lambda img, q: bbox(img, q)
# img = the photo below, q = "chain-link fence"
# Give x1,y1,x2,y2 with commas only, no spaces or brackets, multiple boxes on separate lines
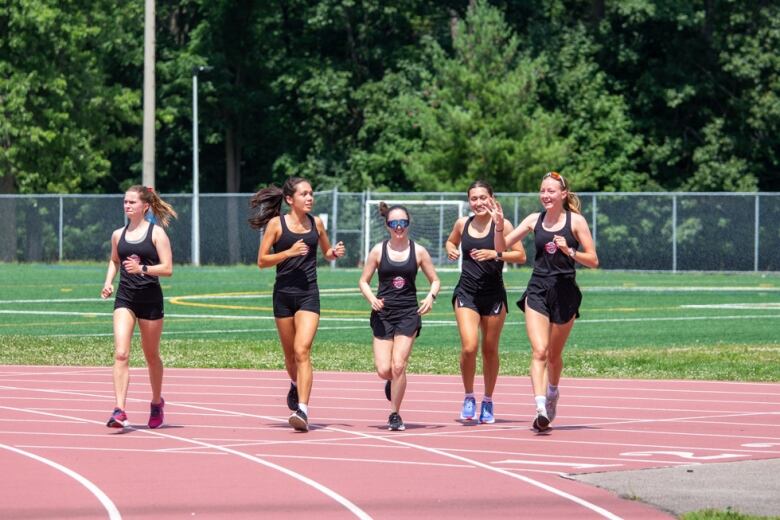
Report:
1,190,778,271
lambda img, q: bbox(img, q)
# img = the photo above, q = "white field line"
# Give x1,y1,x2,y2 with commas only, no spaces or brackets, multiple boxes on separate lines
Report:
0,442,121,519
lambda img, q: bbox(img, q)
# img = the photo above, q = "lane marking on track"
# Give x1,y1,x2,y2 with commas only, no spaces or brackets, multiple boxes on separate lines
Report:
0,442,121,520
495,459,622,469
620,451,743,461
0,397,372,520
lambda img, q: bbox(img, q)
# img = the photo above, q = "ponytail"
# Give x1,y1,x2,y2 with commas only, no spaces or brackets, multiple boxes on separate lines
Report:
248,176,310,231
128,185,177,228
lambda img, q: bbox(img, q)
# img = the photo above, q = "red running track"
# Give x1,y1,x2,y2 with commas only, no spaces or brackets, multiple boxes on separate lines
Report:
1,365,779,519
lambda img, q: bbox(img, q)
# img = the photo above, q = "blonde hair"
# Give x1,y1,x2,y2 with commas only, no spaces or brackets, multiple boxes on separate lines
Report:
127,185,177,228
542,171,581,214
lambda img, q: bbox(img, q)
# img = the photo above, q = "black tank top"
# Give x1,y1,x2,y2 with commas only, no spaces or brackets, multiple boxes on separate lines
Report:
532,211,579,277
458,217,504,293
377,240,418,310
273,213,319,293
117,223,160,290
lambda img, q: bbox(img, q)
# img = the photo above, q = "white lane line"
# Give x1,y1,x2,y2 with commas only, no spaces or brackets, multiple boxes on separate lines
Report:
0,442,121,520
0,399,371,520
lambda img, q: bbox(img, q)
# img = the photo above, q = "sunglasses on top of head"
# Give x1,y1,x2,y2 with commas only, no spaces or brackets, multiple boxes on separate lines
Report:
543,171,566,189
386,219,410,230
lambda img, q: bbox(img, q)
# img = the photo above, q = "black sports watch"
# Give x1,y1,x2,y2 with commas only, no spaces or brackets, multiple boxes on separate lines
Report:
142,264,148,273
495,251,503,261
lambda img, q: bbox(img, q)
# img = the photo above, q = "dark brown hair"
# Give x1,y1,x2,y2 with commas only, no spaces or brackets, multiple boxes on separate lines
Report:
467,180,494,197
248,176,309,230
378,202,410,222
127,185,177,228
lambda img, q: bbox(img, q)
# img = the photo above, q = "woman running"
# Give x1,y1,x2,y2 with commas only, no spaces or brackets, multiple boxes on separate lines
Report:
445,180,526,423
492,171,598,431
250,177,345,432
359,203,440,431
101,185,176,429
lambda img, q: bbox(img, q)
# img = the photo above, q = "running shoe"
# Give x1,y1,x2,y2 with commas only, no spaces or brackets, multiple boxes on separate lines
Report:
460,396,477,420
479,400,495,424
106,407,128,428
388,412,405,431
289,408,309,432
384,380,391,401
532,408,551,432
546,390,559,423
287,383,299,411
148,398,165,429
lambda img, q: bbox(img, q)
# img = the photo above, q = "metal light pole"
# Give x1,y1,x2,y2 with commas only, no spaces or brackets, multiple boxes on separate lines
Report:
191,65,212,266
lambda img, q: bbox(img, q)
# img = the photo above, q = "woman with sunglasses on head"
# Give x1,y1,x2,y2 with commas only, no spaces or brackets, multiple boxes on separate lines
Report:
490,171,598,432
101,185,176,429
250,177,345,432
445,181,526,424
359,203,440,431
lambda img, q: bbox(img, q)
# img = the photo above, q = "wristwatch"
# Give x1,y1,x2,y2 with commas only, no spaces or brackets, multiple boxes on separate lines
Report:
142,264,148,273
496,251,503,261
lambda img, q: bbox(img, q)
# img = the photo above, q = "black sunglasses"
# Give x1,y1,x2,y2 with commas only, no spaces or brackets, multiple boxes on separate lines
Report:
386,219,410,229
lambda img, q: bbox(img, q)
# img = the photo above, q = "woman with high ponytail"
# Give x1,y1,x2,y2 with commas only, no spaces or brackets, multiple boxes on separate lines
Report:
101,185,176,430
250,177,345,432
490,171,599,432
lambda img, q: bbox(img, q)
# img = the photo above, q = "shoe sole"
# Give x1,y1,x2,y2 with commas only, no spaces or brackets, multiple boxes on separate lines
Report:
388,424,406,431
460,413,476,420
479,417,495,424
289,415,309,432
148,420,164,429
107,419,128,429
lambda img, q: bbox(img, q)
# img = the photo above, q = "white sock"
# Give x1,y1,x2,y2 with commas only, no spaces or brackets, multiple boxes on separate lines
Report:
298,403,309,415
482,395,493,403
465,392,475,400
535,395,547,413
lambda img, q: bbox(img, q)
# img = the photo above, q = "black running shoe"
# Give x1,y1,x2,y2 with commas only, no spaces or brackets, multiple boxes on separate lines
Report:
288,408,308,432
384,380,391,401
287,383,299,411
532,410,551,432
388,412,405,431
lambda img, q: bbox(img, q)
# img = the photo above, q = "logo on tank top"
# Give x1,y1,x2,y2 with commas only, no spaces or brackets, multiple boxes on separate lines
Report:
544,241,558,254
392,276,406,289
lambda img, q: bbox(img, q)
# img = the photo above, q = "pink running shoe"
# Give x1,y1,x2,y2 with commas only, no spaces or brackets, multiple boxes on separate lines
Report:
148,398,165,429
106,408,128,428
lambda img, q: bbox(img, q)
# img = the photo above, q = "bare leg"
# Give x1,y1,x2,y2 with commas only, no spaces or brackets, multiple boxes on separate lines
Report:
138,318,164,404
291,311,319,406
389,335,415,413
455,306,481,394
480,307,506,397
275,317,297,383
112,308,136,410
524,306,551,398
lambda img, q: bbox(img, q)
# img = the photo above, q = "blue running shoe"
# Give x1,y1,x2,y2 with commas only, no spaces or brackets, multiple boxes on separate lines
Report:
460,396,476,420
479,400,495,424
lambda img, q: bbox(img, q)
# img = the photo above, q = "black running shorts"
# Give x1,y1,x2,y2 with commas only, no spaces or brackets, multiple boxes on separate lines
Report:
518,274,581,324
452,286,508,317
114,285,164,320
273,289,321,318
370,307,421,339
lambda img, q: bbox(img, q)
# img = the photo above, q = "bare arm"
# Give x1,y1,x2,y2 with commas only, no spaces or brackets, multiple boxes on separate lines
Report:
101,230,121,299
445,217,465,261
569,213,599,269
416,245,441,316
358,244,384,311
315,216,345,261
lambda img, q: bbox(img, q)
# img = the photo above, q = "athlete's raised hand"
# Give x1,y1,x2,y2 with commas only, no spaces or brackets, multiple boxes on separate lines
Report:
485,198,504,225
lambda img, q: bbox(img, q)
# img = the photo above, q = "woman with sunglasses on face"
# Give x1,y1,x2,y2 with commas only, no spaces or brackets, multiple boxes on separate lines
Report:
445,180,526,424
250,177,345,432
359,203,440,431
101,185,176,429
490,172,599,432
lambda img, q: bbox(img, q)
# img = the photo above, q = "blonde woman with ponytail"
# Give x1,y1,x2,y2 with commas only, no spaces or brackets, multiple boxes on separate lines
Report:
101,185,177,430
489,172,598,432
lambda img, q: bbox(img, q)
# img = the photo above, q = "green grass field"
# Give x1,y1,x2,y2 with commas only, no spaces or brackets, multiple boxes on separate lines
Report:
1,263,778,381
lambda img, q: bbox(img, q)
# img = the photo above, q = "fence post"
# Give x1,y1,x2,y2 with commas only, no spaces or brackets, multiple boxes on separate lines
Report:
362,189,369,263
592,194,597,247
754,194,760,272
59,196,64,262
672,194,677,272
330,186,338,269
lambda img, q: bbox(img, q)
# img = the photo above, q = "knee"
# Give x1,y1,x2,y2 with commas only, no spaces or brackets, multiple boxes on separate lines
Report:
114,350,130,363
376,367,392,380
460,343,478,358
391,361,407,379
482,344,499,361
531,348,548,362
293,347,311,365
